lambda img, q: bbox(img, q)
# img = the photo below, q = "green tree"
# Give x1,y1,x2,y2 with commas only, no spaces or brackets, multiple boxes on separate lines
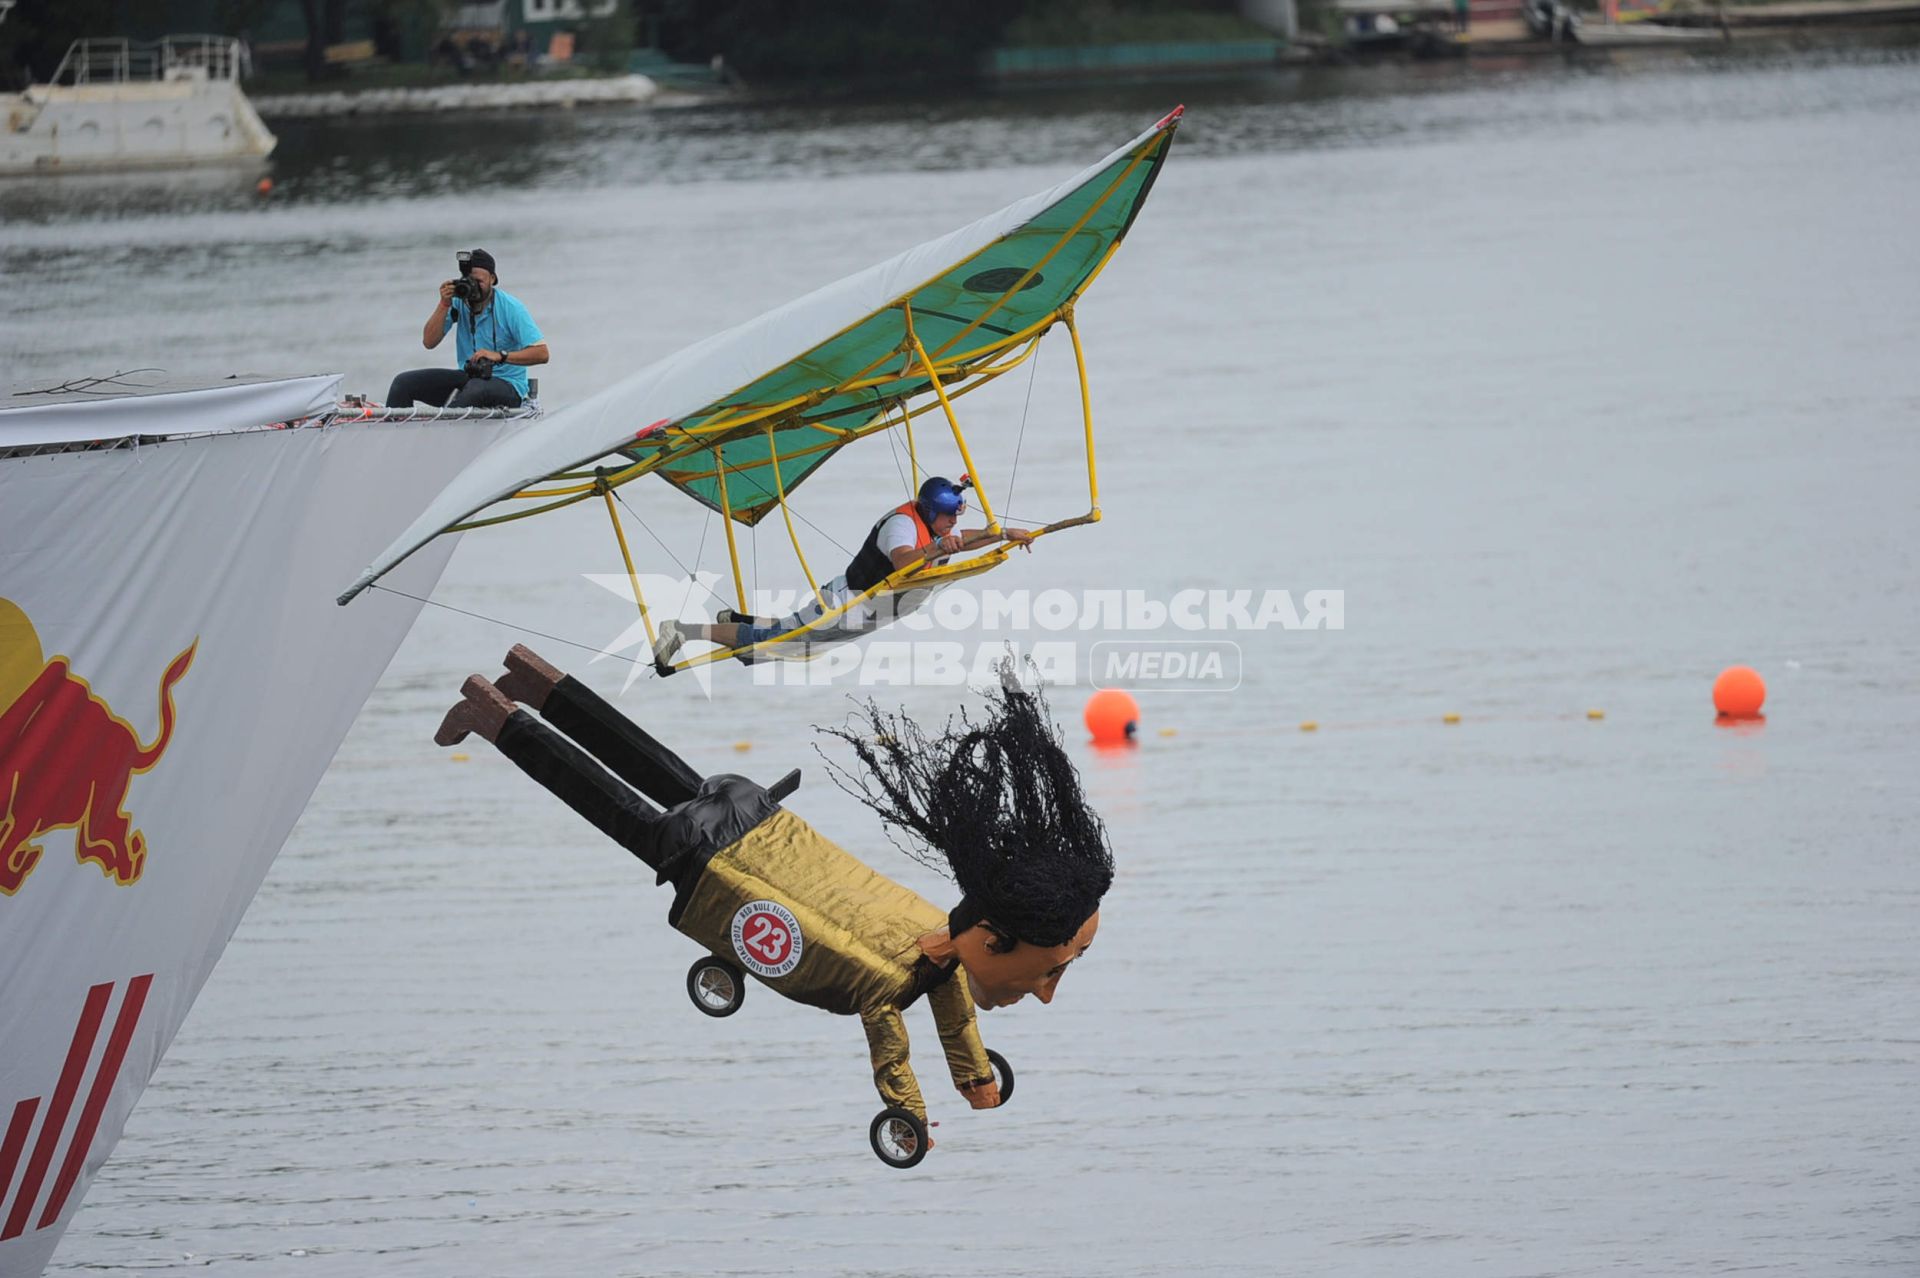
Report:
0,0,121,87
576,0,635,72
653,0,1024,83
296,0,347,81
213,0,276,38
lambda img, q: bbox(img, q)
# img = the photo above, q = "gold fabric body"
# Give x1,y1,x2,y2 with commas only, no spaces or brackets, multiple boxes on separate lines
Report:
672,809,992,1120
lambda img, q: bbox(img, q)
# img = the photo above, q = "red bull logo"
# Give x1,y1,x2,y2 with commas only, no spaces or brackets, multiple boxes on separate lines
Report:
0,598,195,896
0,974,153,1239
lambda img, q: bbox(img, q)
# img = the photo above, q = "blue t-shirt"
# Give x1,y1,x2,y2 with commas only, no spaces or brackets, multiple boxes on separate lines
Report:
443,287,543,399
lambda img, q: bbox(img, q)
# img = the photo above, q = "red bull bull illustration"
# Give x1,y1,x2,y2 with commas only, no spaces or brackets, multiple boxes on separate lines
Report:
0,598,195,896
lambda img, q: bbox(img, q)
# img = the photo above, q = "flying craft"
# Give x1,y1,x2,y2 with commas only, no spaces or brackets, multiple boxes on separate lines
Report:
342,107,1184,672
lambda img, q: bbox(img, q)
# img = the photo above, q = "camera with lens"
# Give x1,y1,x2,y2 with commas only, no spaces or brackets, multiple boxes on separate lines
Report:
452,249,496,378
450,249,489,305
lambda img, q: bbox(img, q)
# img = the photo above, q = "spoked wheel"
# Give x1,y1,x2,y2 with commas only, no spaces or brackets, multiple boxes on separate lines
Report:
686,956,746,1017
869,1106,929,1169
984,1048,1014,1106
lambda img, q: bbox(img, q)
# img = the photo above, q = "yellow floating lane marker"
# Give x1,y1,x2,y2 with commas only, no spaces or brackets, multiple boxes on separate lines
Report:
1299,720,1318,732
1443,713,1461,724
1587,708,1605,720
732,741,752,752
1157,727,1178,738
450,752,470,762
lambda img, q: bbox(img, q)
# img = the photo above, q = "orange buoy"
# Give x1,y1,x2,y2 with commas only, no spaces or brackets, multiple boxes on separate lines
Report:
1713,666,1766,719
255,177,274,196
1084,688,1139,746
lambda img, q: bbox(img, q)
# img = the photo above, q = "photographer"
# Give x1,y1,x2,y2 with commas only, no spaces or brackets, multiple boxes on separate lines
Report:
386,249,549,410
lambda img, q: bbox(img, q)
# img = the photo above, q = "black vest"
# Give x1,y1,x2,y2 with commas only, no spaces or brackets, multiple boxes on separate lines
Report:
844,503,928,593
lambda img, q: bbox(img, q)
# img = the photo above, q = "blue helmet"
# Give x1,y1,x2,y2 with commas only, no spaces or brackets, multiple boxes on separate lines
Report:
916,476,967,523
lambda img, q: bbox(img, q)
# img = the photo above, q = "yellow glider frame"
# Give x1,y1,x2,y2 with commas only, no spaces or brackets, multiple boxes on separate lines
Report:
442,133,1148,674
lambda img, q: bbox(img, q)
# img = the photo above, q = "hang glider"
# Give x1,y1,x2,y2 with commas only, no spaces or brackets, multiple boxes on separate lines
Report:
341,106,1183,671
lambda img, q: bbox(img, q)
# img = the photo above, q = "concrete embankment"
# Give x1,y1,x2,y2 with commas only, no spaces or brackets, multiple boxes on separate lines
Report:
252,74,657,119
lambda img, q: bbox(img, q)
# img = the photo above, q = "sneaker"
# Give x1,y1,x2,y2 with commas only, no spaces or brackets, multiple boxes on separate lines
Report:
652,619,688,671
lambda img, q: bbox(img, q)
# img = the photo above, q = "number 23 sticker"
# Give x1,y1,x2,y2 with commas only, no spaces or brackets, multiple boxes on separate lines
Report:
731,900,804,978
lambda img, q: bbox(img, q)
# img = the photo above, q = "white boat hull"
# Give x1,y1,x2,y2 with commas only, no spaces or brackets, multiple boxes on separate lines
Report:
0,379,508,1274
1,75,277,176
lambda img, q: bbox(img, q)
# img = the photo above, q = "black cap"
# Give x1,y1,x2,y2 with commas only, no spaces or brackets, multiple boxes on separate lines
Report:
462,248,498,279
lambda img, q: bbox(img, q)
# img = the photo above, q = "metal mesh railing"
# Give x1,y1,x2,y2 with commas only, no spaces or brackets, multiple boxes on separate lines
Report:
0,400,539,460
47,35,250,87
327,402,535,423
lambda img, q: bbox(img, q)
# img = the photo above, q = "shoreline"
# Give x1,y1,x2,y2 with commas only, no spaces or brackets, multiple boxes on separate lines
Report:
251,73,663,119
242,13,1918,120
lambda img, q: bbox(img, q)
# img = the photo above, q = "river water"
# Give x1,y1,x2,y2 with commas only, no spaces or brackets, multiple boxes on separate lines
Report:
8,50,1920,1276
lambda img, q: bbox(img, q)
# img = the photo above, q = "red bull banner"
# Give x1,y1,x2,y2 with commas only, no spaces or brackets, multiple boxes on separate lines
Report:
0,411,505,1275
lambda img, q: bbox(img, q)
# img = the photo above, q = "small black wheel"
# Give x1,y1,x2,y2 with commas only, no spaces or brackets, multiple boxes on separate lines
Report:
984,1048,1014,1106
686,956,745,1017
869,1106,928,1169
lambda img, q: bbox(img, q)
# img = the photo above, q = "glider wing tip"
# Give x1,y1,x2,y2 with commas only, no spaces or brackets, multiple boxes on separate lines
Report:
336,572,374,606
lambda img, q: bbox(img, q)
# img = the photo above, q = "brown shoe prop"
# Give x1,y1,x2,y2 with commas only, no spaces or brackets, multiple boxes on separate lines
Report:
498,643,563,709
435,674,517,746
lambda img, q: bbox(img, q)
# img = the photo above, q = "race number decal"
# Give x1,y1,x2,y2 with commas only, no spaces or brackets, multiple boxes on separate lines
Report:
730,900,804,979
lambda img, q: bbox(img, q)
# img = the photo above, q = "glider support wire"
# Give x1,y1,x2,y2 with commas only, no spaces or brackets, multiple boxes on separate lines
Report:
901,392,920,492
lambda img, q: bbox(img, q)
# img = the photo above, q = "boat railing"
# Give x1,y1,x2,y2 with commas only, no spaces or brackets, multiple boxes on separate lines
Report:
0,397,538,460
324,403,539,424
46,35,251,88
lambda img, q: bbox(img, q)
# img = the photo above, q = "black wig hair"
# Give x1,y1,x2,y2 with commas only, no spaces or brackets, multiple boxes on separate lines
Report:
818,659,1113,948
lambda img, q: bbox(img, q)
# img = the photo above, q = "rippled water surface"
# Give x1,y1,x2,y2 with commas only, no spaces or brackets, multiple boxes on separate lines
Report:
10,51,1920,1276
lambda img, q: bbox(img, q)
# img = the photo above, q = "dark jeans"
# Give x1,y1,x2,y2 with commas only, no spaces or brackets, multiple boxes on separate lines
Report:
386,367,523,409
495,676,703,873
